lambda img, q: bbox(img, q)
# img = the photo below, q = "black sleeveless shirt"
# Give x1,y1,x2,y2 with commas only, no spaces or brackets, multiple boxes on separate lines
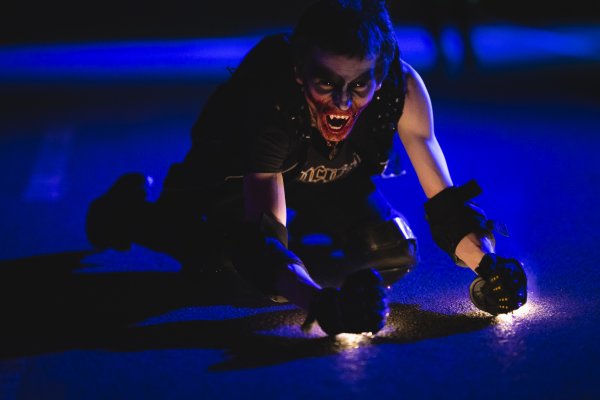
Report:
182,34,407,188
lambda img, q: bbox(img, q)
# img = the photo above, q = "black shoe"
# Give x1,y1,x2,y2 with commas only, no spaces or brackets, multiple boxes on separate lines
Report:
86,173,149,251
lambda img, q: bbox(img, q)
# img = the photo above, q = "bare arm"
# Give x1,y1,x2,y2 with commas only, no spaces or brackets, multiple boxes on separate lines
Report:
243,172,320,309
397,63,493,270
397,64,452,197
243,172,287,225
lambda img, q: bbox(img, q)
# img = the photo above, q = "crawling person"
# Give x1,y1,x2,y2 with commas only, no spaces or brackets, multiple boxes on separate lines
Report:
86,0,527,336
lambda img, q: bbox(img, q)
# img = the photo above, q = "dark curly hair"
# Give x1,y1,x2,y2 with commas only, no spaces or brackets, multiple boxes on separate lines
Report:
291,0,398,82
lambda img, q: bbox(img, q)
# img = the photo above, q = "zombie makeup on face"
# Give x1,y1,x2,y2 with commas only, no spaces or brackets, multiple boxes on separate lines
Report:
297,49,380,144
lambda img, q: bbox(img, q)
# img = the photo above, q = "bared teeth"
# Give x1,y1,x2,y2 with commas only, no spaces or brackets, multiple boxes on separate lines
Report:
326,114,350,130
329,115,348,121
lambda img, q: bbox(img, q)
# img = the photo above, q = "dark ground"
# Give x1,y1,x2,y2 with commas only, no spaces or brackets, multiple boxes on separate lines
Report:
0,27,599,399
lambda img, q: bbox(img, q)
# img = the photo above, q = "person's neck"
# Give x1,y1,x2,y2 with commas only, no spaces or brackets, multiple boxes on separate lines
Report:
312,129,344,160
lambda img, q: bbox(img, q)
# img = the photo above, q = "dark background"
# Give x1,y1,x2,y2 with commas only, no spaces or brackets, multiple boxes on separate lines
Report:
2,0,599,44
0,1,599,399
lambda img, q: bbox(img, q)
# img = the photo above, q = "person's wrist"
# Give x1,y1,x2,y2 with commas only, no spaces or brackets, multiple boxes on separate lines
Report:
456,233,495,271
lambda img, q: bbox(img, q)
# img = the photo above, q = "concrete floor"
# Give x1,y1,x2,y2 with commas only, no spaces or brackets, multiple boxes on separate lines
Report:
0,45,599,398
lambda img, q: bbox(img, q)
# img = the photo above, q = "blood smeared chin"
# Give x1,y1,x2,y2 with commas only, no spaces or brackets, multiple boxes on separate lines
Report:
310,104,365,143
317,114,355,142
304,90,368,143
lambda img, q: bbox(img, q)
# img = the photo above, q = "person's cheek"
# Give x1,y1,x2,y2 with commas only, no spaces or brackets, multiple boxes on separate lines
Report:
352,98,368,113
313,95,332,112
307,87,324,107
353,91,375,112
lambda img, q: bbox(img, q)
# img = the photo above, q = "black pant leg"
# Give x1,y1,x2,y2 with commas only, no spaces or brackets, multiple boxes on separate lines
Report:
286,171,418,287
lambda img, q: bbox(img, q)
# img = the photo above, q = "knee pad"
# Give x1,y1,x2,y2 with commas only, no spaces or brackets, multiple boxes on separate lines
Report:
344,214,418,286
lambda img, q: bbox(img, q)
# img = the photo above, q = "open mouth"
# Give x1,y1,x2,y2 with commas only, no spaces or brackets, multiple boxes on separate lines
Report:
325,114,350,131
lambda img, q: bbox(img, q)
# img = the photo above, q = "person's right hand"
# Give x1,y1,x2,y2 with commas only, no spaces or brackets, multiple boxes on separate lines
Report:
470,253,527,315
302,269,389,335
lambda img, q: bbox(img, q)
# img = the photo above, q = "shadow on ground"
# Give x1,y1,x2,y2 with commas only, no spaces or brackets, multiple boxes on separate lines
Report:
0,251,493,370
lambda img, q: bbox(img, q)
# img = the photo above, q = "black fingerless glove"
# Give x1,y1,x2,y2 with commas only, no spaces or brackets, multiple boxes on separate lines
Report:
470,253,527,315
424,180,505,265
302,269,389,336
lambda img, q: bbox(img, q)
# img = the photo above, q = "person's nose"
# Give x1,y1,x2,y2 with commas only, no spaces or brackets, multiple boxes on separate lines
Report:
334,89,352,111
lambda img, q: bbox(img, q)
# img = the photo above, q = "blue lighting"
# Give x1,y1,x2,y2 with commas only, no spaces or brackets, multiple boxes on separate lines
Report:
0,26,438,83
0,36,264,83
394,26,438,70
0,24,598,83
472,24,600,67
440,25,466,69
330,249,345,259
301,234,333,247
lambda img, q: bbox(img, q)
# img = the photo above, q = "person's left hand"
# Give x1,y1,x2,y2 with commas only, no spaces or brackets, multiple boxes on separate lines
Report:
469,253,527,315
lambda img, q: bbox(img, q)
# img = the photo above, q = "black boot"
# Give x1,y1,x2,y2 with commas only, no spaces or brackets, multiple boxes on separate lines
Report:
86,173,149,251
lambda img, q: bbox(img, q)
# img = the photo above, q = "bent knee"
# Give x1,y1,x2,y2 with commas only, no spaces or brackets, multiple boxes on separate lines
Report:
374,238,418,286
344,215,419,286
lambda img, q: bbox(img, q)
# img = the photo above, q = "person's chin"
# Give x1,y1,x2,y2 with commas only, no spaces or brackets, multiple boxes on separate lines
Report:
319,124,352,143
324,126,355,142
322,133,347,142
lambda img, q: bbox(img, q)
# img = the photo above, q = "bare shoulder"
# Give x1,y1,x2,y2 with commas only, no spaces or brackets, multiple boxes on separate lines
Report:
397,60,434,138
401,60,431,105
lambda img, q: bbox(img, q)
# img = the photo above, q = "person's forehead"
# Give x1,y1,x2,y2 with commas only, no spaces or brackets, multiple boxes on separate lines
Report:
307,47,377,81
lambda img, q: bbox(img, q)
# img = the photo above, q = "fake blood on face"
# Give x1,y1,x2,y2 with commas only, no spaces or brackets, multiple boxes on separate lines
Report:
297,48,381,144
